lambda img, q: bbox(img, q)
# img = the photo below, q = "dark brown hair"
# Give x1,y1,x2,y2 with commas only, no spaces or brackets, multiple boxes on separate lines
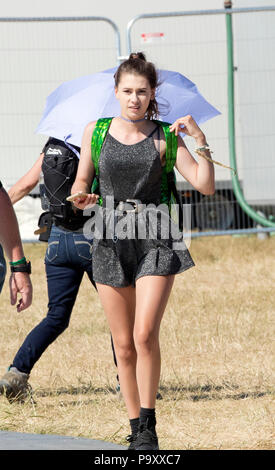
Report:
114,52,159,120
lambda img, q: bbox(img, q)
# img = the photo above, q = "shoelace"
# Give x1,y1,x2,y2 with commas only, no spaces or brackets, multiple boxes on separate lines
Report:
26,383,36,405
136,427,157,445
126,433,137,443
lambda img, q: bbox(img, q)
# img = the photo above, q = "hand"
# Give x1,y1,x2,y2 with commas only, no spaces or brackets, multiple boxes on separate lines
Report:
72,193,99,210
9,272,33,312
169,115,206,144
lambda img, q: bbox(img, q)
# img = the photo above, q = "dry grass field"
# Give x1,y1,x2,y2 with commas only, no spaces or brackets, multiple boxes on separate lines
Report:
0,235,274,450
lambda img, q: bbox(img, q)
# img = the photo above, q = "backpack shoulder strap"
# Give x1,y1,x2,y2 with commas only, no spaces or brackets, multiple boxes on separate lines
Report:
153,120,183,229
91,117,113,175
153,120,178,172
92,118,178,173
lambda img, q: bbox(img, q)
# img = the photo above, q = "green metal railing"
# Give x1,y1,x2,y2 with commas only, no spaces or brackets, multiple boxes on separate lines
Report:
225,3,275,228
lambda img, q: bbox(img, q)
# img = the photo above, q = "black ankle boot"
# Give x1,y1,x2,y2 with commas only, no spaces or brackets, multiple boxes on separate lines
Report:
134,418,159,450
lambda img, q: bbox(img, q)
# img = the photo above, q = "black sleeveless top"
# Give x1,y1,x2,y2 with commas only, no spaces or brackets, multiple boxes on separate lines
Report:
99,128,162,205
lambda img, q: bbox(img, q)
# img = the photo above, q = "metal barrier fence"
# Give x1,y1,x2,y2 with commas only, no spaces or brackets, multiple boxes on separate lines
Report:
0,16,121,188
127,5,275,235
1,9,275,240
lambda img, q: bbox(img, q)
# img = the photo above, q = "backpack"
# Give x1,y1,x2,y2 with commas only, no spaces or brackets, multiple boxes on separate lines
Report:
41,137,82,222
91,118,183,230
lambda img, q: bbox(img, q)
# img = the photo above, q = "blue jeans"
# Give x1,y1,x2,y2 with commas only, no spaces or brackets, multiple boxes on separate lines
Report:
12,225,95,374
0,244,6,294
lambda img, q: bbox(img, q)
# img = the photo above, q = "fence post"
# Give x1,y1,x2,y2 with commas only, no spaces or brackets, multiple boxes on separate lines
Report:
224,2,275,228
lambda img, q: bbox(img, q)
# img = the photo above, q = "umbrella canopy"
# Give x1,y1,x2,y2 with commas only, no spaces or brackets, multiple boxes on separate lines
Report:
36,67,220,147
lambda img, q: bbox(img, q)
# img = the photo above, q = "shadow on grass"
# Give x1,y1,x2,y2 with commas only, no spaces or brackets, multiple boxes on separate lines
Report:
34,382,274,403
35,384,116,398
158,383,274,402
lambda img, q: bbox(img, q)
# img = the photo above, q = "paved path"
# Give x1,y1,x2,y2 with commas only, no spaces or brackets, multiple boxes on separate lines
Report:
0,431,126,450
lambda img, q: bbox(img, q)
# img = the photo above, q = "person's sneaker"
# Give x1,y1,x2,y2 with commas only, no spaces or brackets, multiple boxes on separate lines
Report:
134,421,159,450
126,432,138,450
0,367,32,403
115,382,123,400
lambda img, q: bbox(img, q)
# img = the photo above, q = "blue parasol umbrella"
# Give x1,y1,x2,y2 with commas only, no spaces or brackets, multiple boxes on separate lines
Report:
35,67,220,147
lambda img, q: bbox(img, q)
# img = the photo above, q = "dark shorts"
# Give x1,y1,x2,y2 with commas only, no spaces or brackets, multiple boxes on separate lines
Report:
92,237,194,287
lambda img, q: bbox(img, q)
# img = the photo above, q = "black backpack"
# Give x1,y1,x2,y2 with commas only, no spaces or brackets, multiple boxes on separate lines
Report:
41,137,81,222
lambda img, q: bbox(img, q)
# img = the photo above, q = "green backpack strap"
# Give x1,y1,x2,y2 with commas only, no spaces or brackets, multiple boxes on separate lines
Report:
153,120,178,207
92,118,177,175
91,117,113,174
91,117,179,215
153,120,178,172
154,120,183,230
91,117,113,202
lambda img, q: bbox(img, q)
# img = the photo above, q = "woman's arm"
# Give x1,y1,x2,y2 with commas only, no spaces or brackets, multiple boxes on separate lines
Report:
71,121,98,209
8,153,44,204
0,187,26,262
0,187,33,311
170,116,215,196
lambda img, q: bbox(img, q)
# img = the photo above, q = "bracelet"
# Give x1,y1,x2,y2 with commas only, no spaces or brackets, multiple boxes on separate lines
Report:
194,147,237,175
195,145,211,152
9,256,26,266
10,260,31,274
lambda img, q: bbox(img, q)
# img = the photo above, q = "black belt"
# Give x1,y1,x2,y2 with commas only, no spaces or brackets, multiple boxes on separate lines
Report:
115,199,144,213
53,217,89,232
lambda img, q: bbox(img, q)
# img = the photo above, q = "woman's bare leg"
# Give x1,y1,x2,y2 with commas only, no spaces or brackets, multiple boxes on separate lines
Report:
95,283,140,418
134,275,175,409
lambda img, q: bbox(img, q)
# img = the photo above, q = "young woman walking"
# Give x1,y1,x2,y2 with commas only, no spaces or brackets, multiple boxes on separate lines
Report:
72,53,215,450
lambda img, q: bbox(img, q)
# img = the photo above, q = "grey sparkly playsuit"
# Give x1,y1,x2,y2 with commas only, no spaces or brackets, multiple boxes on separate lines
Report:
92,125,195,287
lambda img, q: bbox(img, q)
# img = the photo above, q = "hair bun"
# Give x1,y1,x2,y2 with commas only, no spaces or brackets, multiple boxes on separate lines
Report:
129,52,146,61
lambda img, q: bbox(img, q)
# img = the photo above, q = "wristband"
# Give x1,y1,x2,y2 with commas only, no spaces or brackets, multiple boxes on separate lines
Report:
9,257,26,266
10,261,31,274
195,145,210,152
